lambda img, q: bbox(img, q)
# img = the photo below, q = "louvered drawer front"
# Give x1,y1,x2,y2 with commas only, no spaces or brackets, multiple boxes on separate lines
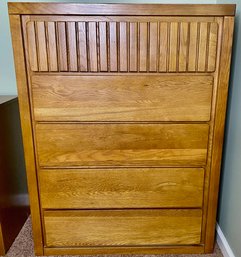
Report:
24,16,218,73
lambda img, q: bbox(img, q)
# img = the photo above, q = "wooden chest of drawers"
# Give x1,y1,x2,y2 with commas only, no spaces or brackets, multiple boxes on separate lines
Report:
9,3,235,255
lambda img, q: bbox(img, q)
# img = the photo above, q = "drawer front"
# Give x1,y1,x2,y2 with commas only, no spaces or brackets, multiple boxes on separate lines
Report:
35,123,209,167
31,75,213,122
44,209,202,247
39,168,204,209
24,16,219,73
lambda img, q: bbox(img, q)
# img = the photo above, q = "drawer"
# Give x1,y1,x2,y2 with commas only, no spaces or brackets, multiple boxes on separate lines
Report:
35,123,209,167
39,168,204,209
44,209,202,247
31,75,213,122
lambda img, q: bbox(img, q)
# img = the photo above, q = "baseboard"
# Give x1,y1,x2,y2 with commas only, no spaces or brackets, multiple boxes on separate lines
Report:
216,223,236,257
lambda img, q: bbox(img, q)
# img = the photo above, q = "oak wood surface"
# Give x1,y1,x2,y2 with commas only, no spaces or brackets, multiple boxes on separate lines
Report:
205,16,235,253
8,3,236,16
44,209,202,247
31,75,213,122
36,123,209,167
39,168,204,209
9,15,43,255
200,17,223,245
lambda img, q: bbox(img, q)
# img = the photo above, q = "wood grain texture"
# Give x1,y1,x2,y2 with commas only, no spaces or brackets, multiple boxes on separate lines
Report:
23,18,219,73
198,22,208,72
99,22,108,71
9,15,43,255
39,168,204,209
44,209,202,247
66,22,78,71
26,21,38,71
8,3,236,16
31,75,213,122
46,22,58,71
205,16,235,253
57,22,68,71
35,22,48,71
36,123,209,167
179,22,188,72
77,22,88,71
188,22,198,71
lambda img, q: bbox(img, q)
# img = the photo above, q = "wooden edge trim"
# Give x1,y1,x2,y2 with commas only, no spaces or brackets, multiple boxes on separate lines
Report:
44,245,204,255
0,225,5,255
8,15,44,255
8,3,236,16
204,16,235,253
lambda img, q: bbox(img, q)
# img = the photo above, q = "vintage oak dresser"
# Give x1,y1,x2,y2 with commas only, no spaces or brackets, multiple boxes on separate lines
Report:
8,3,235,255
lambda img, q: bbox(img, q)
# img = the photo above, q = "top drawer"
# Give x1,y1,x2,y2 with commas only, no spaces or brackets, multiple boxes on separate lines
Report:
31,75,212,122
23,16,219,73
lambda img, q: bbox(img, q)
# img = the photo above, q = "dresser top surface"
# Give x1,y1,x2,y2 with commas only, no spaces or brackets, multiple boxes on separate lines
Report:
8,3,236,16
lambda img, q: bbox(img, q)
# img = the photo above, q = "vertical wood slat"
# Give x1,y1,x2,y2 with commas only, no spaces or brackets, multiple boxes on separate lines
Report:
88,22,98,72
119,22,128,72
46,22,58,71
188,22,198,72
36,21,48,71
159,22,168,72
99,22,108,71
207,22,218,72
77,22,88,72
109,22,118,71
57,22,68,71
179,22,188,72
149,22,158,72
67,22,78,71
198,22,208,72
26,22,38,71
169,22,178,72
139,22,148,72
129,22,138,72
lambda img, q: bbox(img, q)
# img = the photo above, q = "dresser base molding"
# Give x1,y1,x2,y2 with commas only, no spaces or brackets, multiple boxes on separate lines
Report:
44,245,205,255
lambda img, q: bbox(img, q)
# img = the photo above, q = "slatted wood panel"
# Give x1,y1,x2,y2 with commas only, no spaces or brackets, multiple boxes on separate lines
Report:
24,18,219,73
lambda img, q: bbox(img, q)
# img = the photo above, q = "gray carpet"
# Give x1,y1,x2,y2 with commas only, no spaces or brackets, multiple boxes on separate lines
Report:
4,218,223,257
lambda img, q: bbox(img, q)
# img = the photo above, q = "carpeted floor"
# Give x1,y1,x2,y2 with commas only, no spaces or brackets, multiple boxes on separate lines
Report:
4,218,223,257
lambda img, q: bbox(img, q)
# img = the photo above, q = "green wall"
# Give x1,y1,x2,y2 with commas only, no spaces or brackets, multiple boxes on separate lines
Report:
216,1,241,257
0,0,216,94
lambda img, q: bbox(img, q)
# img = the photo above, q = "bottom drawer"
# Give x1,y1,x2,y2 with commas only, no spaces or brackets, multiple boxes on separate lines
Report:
44,209,202,247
